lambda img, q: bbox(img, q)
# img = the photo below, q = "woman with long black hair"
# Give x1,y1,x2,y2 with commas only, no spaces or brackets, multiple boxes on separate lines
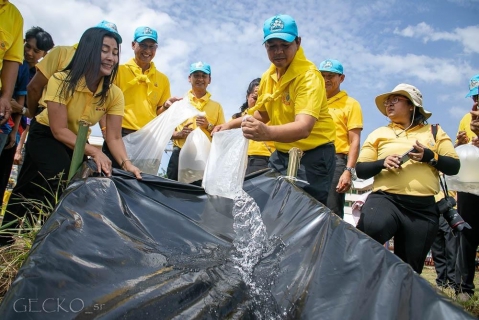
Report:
1,26,141,244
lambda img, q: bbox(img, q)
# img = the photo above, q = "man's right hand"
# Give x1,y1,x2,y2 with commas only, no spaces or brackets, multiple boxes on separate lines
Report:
0,97,12,125
456,130,470,146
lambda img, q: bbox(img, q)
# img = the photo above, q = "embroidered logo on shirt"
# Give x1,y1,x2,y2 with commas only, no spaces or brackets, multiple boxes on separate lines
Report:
282,91,291,105
270,18,284,32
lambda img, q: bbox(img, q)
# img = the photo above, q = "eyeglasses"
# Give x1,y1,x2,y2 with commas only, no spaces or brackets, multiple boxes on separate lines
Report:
383,96,409,106
137,43,158,51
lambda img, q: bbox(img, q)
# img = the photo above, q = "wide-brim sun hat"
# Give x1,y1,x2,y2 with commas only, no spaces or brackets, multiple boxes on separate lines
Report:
375,83,432,120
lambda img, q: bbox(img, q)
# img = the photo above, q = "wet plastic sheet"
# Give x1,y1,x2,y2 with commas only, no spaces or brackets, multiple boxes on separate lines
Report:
0,161,474,320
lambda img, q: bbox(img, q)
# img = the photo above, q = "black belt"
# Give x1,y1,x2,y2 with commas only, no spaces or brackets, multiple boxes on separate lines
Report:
336,153,347,159
122,128,136,136
248,155,269,161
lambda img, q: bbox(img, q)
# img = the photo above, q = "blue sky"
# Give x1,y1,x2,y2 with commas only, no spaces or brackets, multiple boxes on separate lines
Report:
15,0,479,168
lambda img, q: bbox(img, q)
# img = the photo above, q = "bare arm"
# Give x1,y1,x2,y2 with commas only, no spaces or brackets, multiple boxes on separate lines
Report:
104,114,142,179
0,61,20,125
99,115,107,139
212,110,269,134
14,125,29,164
242,113,315,142
48,100,113,176
336,128,362,193
27,71,49,117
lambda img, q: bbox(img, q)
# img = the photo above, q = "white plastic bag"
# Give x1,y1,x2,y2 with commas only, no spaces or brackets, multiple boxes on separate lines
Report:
123,99,202,175
178,128,211,183
202,128,248,199
445,144,479,195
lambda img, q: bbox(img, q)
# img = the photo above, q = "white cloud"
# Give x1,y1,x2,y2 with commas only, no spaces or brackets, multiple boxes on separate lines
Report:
394,22,479,54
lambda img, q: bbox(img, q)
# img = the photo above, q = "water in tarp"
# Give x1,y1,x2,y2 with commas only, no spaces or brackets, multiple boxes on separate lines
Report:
231,190,286,319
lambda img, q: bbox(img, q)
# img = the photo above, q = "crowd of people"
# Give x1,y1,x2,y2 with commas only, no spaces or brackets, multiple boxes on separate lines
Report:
1,1,479,303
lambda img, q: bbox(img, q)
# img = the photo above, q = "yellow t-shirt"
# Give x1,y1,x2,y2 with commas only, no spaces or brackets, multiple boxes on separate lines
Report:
0,1,23,90
456,113,477,143
36,45,78,107
358,124,458,196
327,90,363,154
173,90,225,148
248,139,275,157
115,58,171,130
37,72,124,134
251,47,336,153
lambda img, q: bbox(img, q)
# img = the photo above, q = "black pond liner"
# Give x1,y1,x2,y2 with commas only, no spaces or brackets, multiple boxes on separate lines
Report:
0,160,474,319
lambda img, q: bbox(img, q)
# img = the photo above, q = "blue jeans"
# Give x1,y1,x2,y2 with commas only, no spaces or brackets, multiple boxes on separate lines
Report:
269,142,336,205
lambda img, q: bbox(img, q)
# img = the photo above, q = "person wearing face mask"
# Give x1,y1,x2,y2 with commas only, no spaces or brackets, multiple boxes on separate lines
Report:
232,78,276,175
319,59,363,219
166,62,225,181
1,26,142,245
100,26,180,168
355,83,460,274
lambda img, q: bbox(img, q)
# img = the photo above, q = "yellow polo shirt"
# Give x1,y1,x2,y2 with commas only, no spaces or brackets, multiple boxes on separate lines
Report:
251,47,335,153
456,113,477,143
37,72,124,134
115,58,171,130
358,124,458,196
327,90,363,154
173,90,225,148
0,1,23,90
36,45,78,107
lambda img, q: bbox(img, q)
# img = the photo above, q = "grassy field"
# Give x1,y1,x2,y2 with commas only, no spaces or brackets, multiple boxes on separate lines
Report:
421,266,479,317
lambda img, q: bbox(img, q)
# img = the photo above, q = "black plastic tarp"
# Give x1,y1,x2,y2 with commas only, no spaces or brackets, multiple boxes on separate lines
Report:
0,161,474,319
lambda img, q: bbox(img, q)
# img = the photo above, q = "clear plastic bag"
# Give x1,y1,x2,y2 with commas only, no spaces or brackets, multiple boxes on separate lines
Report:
178,128,211,184
123,99,202,175
202,128,248,199
445,144,479,195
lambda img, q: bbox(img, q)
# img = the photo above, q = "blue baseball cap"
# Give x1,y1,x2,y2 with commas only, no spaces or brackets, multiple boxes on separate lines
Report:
95,20,122,44
465,74,479,98
134,26,158,43
263,14,298,44
189,61,211,75
319,59,344,75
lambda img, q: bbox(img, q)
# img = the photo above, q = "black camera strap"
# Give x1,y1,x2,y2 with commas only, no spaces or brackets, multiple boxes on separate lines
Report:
439,174,449,197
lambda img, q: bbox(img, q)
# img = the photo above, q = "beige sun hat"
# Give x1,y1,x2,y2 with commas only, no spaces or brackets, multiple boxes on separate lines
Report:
375,83,432,120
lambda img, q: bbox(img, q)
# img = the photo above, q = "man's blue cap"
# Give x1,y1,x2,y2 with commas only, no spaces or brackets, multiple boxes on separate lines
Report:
189,61,211,75
134,26,158,43
465,74,479,98
319,59,344,75
263,14,298,44
95,20,122,44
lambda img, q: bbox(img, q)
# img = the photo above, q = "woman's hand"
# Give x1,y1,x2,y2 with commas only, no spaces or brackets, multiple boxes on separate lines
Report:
91,150,113,176
211,122,231,135
409,141,426,161
124,161,142,180
383,154,402,170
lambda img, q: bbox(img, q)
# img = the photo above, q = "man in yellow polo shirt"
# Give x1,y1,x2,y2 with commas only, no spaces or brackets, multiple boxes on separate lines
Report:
319,59,363,218
166,61,225,181
0,0,23,131
213,14,336,204
26,20,121,118
101,26,179,168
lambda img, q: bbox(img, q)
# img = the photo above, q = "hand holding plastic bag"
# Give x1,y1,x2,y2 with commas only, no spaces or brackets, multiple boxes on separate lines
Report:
178,128,211,184
123,99,202,175
202,128,248,199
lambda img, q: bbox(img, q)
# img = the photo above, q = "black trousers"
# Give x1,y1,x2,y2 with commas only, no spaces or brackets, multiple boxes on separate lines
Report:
431,215,458,287
0,141,17,201
326,154,347,219
166,146,181,181
102,128,135,169
1,120,74,244
269,142,335,205
245,155,270,175
357,191,439,274
455,192,479,295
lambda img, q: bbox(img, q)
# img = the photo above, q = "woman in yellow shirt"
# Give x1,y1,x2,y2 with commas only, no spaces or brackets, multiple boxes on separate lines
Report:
2,26,141,244
355,83,459,274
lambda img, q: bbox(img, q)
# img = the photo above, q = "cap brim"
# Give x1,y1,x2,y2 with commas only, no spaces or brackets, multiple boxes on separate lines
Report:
465,87,478,98
375,90,432,120
135,36,157,43
263,33,296,44
190,68,210,75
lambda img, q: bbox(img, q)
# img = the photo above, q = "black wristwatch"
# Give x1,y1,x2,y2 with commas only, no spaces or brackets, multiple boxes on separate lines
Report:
345,167,357,181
